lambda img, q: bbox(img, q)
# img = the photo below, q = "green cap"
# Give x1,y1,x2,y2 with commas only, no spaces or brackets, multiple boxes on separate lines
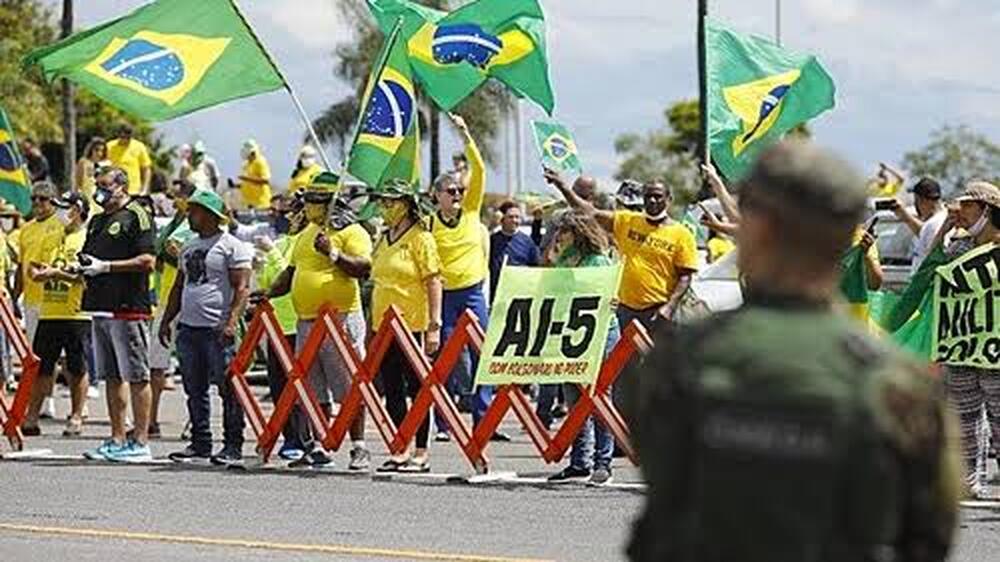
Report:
307,171,341,193
188,189,227,220
368,178,419,200
739,140,867,224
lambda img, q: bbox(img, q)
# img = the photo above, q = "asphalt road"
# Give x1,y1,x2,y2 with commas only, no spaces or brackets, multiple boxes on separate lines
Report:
1,384,998,561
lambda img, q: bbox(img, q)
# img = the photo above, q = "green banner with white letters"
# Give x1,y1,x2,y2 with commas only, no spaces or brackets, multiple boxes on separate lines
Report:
475,265,622,386
932,242,1000,367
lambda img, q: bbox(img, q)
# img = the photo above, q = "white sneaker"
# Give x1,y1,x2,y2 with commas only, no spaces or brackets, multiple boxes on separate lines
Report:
87,386,100,399
40,397,57,419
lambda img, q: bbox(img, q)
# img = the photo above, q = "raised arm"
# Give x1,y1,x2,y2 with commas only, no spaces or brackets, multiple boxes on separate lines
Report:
701,163,741,223
452,114,485,214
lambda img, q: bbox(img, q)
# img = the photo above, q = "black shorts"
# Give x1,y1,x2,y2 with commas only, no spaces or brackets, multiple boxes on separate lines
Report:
32,320,90,377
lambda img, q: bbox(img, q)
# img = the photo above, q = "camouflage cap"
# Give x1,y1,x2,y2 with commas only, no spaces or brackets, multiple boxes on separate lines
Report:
306,171,340,194
954,180,1000,208
31,181,58,200
739,140,867,224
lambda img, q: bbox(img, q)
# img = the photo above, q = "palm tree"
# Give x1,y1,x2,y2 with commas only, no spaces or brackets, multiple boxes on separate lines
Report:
313,0,512,183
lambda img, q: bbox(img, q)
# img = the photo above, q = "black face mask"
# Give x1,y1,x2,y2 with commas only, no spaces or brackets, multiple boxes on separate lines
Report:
94,186,115,207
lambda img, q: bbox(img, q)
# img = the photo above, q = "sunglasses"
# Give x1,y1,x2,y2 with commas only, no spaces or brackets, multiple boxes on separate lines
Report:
30,196,50,203
442,187,465,197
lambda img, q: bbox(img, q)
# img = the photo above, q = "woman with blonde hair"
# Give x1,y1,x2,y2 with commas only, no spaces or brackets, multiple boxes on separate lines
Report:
74,137,108,203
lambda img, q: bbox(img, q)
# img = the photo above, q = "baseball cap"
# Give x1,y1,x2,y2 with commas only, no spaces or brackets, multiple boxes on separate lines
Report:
908,177,942,199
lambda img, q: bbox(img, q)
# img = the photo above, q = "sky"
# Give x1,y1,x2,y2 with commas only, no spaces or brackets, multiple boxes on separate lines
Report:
41,0,1000,196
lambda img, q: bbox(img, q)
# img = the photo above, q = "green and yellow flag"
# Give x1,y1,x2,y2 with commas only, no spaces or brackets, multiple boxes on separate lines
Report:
531,120,581,175
0,108,31,215
368,0,554,114
706,18,835,180
346,21,420,189
24,0,284,121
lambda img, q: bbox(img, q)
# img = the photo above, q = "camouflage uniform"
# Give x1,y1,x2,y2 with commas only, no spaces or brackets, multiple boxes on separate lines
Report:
622,142,961,562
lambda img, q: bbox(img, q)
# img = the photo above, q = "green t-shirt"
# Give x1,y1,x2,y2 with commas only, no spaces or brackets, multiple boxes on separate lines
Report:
259,234,298,335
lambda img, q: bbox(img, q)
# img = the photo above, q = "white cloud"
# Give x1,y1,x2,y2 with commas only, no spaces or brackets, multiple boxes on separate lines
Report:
257,0,351,52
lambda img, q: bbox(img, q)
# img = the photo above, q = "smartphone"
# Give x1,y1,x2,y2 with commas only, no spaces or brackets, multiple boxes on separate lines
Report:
873,199,898,211
865,216,880,235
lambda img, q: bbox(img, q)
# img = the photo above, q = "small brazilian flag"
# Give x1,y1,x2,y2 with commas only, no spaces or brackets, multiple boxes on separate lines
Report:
0,108,31,215
531,121,581,176
368,0,554,114
23,0,285,121
346,21,420,189
706,18,835,180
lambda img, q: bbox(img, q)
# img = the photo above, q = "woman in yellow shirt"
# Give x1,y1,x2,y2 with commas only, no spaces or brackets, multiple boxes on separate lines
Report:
428,113,497,437
74,137,108,205
370,180,442,473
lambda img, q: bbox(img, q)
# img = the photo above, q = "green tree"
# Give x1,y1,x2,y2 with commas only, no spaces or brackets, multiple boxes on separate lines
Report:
902,124,1000,195
315,0,512,184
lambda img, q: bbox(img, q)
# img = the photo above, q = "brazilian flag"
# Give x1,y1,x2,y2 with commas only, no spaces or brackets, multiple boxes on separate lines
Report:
368,0,554,114
346,21,420,189
706,18,835,180
531,120,581,175
0,108,31,215
24,0,284,121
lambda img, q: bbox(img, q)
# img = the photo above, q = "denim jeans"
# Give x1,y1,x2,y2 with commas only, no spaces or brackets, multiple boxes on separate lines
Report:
567,321,621,471
176,324,244,453
267,333,313,453
435,282,493,432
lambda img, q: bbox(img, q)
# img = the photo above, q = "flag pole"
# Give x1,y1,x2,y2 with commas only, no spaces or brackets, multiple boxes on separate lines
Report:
227,0,334,171
698,0,709,167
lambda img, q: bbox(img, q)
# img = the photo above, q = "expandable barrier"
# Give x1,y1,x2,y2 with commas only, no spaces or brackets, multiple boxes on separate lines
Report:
228,301,652,470
0,295,41,451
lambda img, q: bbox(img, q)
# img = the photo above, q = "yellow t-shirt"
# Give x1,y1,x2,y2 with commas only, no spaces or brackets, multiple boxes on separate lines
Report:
430,135,487,291
847,228,881,323
290,222,372,319
371,225,441,331
288,163,323,193
19,214,64,307
0,230,10,298
106,138,152,194
612,211,699,310
39,228,88,320
240,155,272,209
707,237,736,263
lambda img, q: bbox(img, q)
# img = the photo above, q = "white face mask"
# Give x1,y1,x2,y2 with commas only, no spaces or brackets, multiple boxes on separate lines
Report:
241,147,254,160
300,156,316,168
968,210,989,237
645,210,668,222
56,208,73,226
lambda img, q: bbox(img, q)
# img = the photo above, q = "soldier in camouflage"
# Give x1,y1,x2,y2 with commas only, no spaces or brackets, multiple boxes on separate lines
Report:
622,140,962,562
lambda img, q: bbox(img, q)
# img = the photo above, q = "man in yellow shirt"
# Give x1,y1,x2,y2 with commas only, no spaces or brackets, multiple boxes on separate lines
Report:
429,114,502,441
21,192,90,437
105,124,152,195
15,183,63,351
261,171,373,470
545,169,699,331
236,139,272,210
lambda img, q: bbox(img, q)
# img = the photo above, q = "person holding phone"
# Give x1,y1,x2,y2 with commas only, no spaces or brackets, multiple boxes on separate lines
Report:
889,178,947,272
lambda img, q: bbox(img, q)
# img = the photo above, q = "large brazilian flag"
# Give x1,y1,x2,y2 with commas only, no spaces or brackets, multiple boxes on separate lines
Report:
706,18,836,180
24,0,285,121
0,108,31,215
368,0,554,114
346,21,420,189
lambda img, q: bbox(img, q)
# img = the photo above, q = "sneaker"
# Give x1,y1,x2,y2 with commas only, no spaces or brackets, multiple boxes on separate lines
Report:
87,386,100,399
210,446,243,467
489,431,512,442
589,466,613,486
62,418,83,437
290,449,333,468
168,446,212,463
548,465,592,483
147,423,162,440
21,425,41,437
434,431,451,443
552,404,569,419
348,446,371,471
40,397,56,419
104,440,152,463
83,439,121,460
277,446,306,462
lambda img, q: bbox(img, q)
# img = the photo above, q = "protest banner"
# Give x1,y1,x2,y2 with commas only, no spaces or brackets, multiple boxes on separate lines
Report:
932,243,1000,367
475,265,622,386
